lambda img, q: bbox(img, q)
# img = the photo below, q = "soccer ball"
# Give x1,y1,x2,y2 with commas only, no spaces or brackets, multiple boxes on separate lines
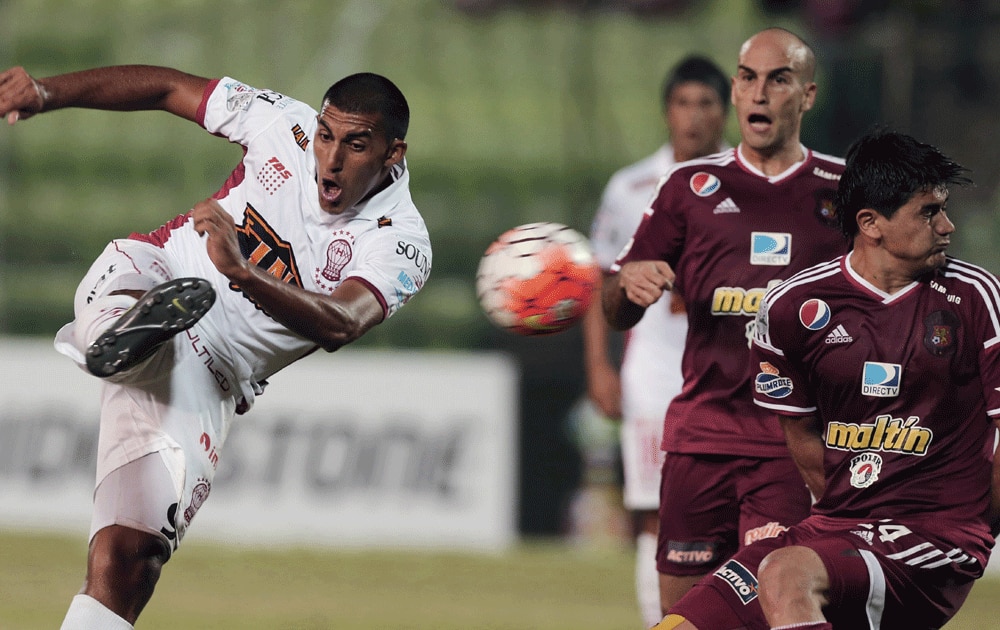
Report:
476,222,600,336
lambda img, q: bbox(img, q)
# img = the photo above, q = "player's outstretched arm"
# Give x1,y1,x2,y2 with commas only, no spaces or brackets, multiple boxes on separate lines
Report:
0,65,209,125
193,198,384,352
601,260,673,331
780,414,826,501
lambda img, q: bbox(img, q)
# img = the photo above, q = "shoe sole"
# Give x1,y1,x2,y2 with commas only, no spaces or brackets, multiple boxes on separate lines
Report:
85,277,216,377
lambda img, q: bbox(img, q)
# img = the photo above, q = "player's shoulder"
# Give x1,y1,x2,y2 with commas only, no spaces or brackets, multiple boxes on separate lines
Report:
764,257,845,309
657,148,736,192
209,77,317,122
940,257,1000,313
603,147,670,193
805,149,846,177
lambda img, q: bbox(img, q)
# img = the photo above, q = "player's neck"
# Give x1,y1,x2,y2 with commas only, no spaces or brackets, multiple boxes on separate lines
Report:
848,246,922,295
738,142,806,177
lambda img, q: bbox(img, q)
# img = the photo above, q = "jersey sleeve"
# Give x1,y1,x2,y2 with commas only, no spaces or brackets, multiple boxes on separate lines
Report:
342,225,432,320
974,273,1000,419
750,291,817,415
199,77,311,146
611,172,686,271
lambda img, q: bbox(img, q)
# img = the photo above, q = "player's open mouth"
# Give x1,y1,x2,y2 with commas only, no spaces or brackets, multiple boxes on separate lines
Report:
748,113,772,130
320,179,342,204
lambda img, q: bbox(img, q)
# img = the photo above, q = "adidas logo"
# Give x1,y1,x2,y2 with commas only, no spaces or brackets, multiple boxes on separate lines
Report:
713,197,741,214
824,324,853,344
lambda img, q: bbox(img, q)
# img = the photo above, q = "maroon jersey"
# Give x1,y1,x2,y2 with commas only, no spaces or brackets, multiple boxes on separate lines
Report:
752,254,1000,548
612,146,846,457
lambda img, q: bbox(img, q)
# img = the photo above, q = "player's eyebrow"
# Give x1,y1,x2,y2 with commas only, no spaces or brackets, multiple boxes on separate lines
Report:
737,65,795,79
316,117,374,140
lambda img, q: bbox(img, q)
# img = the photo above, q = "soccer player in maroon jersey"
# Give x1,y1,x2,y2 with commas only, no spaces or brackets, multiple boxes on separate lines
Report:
603,28,846,615
657,129,1000,629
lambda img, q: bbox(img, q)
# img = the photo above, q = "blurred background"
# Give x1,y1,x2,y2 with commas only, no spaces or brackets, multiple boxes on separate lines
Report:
2,0,1000,575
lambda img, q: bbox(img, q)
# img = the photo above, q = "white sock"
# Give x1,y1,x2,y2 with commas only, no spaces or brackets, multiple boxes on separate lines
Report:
636,531,662,628
60,594,134,629
73,294,137,350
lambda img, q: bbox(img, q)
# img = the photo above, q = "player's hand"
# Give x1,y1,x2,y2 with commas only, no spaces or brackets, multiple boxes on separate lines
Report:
0,67,46,125
616,260,675,308
192,198,250,282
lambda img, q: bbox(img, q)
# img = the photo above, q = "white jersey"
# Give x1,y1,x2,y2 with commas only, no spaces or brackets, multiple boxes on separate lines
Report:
590,145,688,508
134,78,431,404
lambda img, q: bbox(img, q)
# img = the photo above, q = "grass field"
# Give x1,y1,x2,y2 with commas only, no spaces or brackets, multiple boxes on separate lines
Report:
1,530,998,629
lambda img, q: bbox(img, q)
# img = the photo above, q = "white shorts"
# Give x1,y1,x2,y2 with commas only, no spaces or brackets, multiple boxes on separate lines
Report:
58,239,238,552
619,409,667,511
90,451,182,550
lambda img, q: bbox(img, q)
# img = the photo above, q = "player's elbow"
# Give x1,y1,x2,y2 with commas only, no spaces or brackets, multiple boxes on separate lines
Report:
317,309,382,353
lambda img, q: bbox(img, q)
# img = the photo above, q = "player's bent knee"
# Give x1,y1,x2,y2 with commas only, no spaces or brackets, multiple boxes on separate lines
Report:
89,525,171,588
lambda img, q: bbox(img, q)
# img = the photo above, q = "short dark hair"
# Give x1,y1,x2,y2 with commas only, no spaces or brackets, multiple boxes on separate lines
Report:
661,55,729,114
322,72,409,142
836,128,972,239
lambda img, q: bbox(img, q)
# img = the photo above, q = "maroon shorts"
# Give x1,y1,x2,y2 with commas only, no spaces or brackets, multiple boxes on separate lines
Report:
670,515,985,630
656,452,811,576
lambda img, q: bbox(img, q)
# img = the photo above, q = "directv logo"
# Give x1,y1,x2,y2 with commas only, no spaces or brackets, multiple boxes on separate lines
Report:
862,361,902,397
825,324,853,344
750,232,791,266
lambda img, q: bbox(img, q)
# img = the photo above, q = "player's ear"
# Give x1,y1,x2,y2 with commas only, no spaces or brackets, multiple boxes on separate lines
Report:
384,139,406,167
855,208,881,239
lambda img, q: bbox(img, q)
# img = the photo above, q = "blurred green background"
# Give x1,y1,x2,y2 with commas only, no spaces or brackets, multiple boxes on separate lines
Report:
3,0,999,343
3,0,999,537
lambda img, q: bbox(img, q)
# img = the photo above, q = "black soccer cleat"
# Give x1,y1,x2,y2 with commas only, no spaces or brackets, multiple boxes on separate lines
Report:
85,277,217,378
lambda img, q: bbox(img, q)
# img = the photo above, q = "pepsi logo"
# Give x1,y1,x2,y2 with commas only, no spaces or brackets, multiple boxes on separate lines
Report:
798,299,831,330
690,172,721,197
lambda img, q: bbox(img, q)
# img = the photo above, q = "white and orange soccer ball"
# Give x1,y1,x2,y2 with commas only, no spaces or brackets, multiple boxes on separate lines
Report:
476,222,600,336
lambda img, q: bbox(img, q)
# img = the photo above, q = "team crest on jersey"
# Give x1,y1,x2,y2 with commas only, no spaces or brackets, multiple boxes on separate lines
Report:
314,230,356,291
183,478,212,525
923,310,960,357
690,172,721,196
755,362,793,398
750,232,791,265
862,362,901,397
799,298,831,330
813,188,839,227
848,453,882,488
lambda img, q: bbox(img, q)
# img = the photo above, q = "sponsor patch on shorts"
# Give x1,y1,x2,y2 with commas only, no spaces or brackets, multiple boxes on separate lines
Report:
713,559,759,604
665,540,719,566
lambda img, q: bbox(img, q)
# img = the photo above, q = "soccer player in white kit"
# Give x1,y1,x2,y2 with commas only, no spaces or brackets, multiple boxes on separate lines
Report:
0,65,431,629
582,56,729,627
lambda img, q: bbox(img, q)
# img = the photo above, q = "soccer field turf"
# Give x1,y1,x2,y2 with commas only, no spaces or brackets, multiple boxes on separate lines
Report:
1,530,996,629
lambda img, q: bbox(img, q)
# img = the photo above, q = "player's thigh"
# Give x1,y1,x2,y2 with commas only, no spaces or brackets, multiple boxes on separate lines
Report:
71,239,173,315
738,456,812,547
657,453,740,576
620,410,666,511
666,539,778,630
809,529,978,629
90,451,181,553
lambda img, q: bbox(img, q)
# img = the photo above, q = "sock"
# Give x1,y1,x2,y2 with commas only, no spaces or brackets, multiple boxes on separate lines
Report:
73,294,138,350
635,531,662,628
770,623,832,630
60,594,134,629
